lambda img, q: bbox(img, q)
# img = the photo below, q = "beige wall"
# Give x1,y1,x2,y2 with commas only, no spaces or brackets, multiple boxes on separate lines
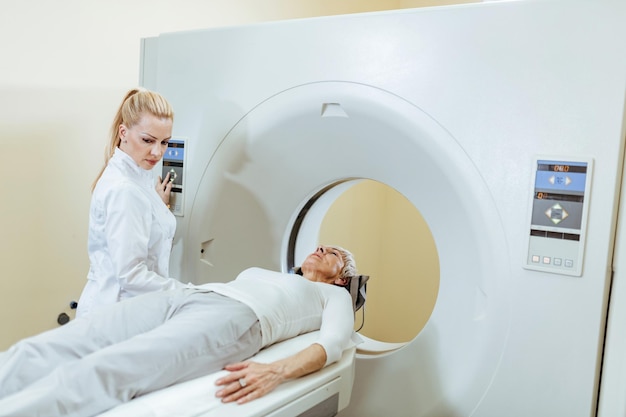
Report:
0,0,478,349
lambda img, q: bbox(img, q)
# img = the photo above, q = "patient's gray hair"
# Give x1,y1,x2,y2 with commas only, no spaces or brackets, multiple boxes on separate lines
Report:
331,246,357,281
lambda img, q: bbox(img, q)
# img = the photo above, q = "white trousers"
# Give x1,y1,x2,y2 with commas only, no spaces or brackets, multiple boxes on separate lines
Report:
0,289,262,417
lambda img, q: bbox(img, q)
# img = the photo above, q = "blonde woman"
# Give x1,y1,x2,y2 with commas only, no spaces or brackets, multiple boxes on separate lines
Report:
76,88,185,317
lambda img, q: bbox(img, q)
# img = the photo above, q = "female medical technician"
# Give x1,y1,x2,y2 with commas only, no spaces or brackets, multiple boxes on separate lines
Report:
76,88,186,317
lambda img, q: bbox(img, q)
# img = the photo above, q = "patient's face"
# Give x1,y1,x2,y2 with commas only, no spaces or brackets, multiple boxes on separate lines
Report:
300,245,345,284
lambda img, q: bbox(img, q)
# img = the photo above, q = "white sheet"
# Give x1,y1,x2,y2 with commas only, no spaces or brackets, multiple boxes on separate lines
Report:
98,331,357,417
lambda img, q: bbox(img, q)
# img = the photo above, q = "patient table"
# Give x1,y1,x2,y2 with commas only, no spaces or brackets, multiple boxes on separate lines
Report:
98,331,357,417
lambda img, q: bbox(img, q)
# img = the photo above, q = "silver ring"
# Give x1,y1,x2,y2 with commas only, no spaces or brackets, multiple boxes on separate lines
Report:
238,378,247,388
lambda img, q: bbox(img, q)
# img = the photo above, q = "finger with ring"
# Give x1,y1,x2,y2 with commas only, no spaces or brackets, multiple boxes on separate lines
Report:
238,378,247,388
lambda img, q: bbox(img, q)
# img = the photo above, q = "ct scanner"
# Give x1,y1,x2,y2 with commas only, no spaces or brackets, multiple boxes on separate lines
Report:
119,0,626,416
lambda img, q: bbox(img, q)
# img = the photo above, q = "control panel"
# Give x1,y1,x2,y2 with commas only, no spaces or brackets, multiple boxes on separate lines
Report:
162,138,186,216
524,158,592,276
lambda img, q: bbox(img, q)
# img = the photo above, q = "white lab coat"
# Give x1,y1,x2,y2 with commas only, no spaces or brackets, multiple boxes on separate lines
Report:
77,148,185,317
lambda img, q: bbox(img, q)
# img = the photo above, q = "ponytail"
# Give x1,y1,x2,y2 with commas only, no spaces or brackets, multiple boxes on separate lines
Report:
92,88,174,191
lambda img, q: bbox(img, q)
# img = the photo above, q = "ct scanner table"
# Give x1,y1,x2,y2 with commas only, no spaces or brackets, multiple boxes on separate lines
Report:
98,331,356,417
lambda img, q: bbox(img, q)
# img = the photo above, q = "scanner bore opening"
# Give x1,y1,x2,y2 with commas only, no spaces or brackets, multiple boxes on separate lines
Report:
288,178,439,349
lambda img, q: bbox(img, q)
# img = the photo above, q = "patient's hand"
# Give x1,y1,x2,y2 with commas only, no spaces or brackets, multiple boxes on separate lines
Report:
215,361,285,404
215,344,327,404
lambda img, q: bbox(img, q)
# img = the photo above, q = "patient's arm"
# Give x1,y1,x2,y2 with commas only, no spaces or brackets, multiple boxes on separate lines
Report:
215,343,327,404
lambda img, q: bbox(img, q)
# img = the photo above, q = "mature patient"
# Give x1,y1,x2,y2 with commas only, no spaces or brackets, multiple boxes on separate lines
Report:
0,245,357,417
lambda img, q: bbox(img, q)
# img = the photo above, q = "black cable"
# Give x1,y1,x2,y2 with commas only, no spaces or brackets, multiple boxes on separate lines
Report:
355,304,365,332
355,283,366,332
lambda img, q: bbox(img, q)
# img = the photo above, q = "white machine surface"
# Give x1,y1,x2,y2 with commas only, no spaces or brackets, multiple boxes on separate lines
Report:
136,0,626,416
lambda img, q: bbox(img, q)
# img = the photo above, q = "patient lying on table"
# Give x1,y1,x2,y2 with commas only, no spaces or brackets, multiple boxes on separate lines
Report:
0,245,359,417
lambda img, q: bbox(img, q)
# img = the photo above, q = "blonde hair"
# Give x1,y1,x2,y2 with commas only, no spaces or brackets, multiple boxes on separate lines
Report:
92,88,174,190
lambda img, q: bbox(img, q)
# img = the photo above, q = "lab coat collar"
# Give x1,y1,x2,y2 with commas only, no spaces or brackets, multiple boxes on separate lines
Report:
111,147,156,189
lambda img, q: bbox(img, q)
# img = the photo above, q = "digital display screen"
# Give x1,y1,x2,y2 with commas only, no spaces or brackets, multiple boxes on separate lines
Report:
162,140,185,193
525,158,591,276
530,160,587,234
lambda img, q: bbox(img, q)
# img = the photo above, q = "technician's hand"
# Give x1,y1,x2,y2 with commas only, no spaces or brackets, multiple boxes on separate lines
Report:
156,172,172,207
215,361,285,404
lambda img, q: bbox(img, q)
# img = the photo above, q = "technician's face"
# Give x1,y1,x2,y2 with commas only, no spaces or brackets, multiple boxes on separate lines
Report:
301,245,346,285
118,113,172,170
